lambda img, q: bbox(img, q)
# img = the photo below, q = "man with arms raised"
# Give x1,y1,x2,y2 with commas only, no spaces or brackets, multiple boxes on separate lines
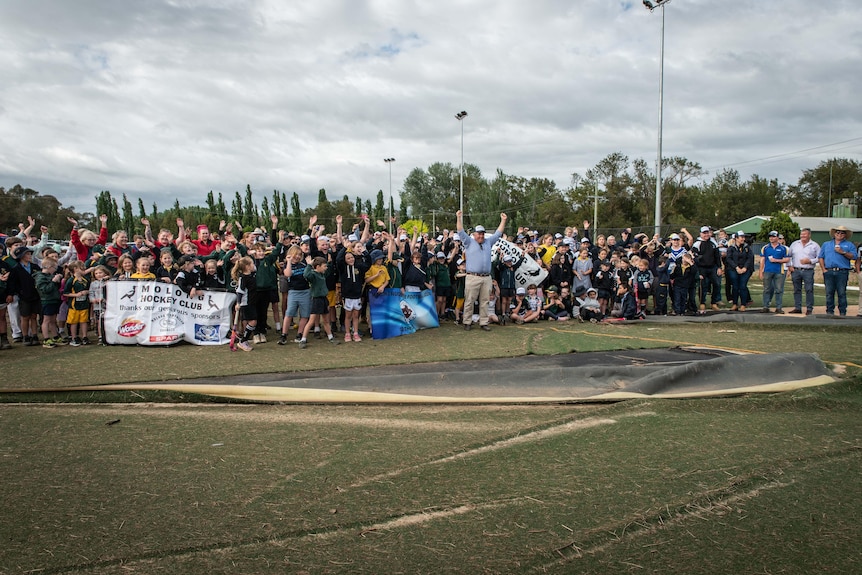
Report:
456,210,507,332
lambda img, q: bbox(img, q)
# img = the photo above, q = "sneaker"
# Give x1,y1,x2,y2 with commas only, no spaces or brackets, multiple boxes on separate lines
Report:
352,332,362,342
42,339,57,348
259,334,267,343
252,334,261,344
760,308,771,313
788,309,802,314
70,338,82,347
774,309,785,314
480,325,491,332
464,323,472,331
328,336,340,345
298,339,307,349
345,333,352,343
293,336,303,344
81,337,91,345
806,309,813,316
314,330,322,340
237,340,253,352
278,334,288,345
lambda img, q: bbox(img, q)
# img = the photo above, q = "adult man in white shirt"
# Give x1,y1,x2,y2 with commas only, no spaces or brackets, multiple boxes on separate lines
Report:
786,228,820,315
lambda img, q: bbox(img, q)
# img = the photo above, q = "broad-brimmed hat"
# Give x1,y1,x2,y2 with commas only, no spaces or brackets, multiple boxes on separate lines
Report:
830,225,853,239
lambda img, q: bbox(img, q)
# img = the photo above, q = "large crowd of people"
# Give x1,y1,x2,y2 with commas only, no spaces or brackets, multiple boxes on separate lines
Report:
1,214,860,351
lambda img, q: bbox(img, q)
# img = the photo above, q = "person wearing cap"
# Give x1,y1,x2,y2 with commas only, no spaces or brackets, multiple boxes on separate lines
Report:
759,230,789,313
10,245,41,345
818,225,855,317
427,251,452,321
456,210,507,331
787,228,820,315
577,287,603,323
759,230,790,314
310,224,340,336
725,231,754,312
691,225,724,313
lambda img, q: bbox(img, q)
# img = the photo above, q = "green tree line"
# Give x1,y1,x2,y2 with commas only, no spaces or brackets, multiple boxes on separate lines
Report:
1,156,859,240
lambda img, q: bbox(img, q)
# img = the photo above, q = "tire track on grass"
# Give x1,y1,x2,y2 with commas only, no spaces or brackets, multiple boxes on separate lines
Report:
534,445,862,573
350,411,656,488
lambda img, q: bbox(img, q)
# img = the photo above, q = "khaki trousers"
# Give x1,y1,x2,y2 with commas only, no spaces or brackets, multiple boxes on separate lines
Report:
463,274,492,326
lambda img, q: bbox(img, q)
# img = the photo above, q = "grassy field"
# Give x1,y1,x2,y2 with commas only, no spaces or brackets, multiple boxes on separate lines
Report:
2,298,861,573
1,381,860,574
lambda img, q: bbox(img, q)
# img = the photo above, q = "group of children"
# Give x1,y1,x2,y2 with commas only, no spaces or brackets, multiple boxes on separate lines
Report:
2,215,715,351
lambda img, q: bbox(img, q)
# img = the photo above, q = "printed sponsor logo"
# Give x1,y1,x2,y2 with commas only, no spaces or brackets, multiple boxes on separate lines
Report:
149,334,180,343
195,324,221,342
118,318,145,337
158,316,181,329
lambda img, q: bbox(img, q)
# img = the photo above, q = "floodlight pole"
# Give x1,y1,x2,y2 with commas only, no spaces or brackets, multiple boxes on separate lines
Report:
646,0,669,237
456,111,468,215
384,158,395,235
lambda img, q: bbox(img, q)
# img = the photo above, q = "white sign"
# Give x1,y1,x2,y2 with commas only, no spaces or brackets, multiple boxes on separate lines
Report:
493,239,549,289
104,281,236,346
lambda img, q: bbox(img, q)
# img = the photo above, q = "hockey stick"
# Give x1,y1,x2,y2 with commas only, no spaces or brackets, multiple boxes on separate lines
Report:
229,304,241,351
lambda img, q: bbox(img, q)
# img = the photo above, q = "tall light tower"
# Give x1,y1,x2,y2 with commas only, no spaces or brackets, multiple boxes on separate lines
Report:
384,158,395,234
644,0,670,237
455,111,468,214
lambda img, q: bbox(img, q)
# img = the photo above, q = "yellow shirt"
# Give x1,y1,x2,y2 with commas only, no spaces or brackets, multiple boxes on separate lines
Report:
365,264,390,289
131,272,156,280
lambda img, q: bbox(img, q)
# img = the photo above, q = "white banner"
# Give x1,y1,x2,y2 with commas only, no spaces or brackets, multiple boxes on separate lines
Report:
104,281,236,346
493,239,548,289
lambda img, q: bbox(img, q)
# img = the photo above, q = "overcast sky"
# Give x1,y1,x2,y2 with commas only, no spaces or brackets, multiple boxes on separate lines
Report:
1,0,860,216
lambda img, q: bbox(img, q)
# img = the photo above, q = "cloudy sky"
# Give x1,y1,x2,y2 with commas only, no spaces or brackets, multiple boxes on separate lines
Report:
1,0,860,216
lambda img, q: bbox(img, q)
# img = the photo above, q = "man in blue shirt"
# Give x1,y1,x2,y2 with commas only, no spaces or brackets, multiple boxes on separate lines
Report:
759,230,789,313
456,209,507,331
818,225,855,316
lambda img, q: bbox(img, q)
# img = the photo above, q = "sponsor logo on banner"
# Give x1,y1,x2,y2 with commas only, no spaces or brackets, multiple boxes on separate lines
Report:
149,334,181,343
118,318,146,337
194,324,221,342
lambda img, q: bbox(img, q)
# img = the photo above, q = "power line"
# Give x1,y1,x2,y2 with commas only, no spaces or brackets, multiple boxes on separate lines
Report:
707,136,862,172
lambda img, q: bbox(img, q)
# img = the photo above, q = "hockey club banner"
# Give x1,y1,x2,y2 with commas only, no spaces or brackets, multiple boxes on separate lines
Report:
493,239,548,289
104,281,236,346
367,288,440,340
